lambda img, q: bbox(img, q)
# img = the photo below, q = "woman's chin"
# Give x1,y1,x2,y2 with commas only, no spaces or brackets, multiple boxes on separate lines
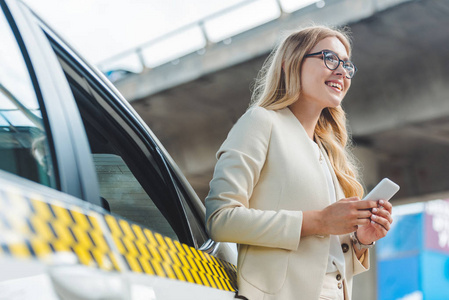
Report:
326,99,342,108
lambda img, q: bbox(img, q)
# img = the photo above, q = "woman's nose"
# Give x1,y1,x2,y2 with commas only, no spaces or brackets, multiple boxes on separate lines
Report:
333,62,347,77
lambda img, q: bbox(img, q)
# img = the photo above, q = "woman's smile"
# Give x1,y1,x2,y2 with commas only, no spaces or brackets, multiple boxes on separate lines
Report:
325,80,343,92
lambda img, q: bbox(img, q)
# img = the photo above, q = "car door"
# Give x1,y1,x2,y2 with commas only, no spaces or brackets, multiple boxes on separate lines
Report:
0,0,236,299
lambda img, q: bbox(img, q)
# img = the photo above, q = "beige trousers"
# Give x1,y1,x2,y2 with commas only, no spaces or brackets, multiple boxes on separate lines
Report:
319,271,345,300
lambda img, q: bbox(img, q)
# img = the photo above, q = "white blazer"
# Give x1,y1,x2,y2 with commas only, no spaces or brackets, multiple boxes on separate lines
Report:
206,107,369,300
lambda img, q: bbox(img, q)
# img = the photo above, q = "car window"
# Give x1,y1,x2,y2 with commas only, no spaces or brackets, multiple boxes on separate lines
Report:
68,76,179,241
0,10,56,188
94,153,177,240
46,51,183,241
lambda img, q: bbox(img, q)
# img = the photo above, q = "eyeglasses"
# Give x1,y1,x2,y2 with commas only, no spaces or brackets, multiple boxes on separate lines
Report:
305,50,357,79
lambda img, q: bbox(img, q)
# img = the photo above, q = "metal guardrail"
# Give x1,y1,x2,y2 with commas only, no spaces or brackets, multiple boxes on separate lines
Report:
97,0,316,73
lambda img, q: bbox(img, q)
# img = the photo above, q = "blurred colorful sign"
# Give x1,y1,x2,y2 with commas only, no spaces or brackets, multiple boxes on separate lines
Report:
377,199,449,300
425,199,449,254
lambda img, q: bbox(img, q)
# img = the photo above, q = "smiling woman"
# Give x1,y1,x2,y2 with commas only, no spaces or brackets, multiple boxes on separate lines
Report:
205,25,394,300
297,36,353,116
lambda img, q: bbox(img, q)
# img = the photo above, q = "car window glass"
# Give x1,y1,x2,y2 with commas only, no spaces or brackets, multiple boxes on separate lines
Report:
94,153,177,240
0,12,55,187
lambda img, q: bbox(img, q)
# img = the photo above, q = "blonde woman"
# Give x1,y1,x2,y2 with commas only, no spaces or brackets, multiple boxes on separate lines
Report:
205,25,393,300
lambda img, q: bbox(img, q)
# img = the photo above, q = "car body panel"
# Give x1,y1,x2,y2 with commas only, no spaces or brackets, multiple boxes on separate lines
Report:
0,170,237,298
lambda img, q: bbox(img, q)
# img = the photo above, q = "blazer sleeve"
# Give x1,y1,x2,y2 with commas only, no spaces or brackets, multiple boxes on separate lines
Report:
352,248,370,275
205,107,302,251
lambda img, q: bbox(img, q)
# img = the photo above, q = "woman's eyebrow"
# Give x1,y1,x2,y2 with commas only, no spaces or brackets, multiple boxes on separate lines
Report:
323,49,350,61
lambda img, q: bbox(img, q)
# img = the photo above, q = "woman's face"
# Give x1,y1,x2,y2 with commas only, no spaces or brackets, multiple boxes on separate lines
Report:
299,36,351,109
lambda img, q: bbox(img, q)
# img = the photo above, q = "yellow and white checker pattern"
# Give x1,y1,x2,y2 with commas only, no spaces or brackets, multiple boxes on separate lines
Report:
0,187,237,292
0,188,119,271
105,215,237,292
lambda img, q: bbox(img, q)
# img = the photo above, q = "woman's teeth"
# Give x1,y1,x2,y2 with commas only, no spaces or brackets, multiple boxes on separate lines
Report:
326,82,342,91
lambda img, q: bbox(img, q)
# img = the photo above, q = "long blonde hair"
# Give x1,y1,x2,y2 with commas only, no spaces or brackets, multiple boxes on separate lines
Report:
250,25,364,198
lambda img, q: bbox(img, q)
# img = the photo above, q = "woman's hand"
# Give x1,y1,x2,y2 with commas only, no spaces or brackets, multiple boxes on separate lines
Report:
356,200,393,245
302,197,378,237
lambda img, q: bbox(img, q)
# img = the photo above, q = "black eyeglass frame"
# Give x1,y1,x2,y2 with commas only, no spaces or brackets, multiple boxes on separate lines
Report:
305,50,357,79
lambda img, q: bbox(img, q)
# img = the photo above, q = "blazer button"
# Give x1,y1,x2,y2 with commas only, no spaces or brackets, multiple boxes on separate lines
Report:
338,282,343,289
341,243,349,253
336,274,342,281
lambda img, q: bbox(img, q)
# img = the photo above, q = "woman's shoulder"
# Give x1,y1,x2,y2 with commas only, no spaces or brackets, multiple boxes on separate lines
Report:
242,106,292,124
229,107,273,136
241,106,279,123
230,106,296,135
244,106,271,117
218,107,274,156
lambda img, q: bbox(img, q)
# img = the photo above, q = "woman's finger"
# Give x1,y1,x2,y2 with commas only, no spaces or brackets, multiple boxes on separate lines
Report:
354,200,378,210
357,209,373,219
376,200,393,227
371,214,391,231
356,218,372,226
378,200,393,213
372,207,393,224
370,220,388,234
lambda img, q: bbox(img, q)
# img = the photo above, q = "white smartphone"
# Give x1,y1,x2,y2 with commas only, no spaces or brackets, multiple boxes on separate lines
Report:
363,178,400,201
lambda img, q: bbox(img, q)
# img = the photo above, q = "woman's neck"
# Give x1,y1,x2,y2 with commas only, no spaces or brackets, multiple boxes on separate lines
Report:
288,101,322,140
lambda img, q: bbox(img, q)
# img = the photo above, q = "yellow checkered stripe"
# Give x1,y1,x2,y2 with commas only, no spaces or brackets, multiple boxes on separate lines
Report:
105,215,237,292
0,188,238,292
0,189,119,271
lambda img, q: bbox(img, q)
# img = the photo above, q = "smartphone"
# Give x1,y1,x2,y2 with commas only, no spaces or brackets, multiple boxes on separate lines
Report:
363,178,400,201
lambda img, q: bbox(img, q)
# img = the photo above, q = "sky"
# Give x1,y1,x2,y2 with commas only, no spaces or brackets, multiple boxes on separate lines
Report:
23,0,317,72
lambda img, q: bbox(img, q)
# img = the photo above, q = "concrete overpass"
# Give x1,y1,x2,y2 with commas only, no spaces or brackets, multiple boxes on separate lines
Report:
108,0,449,298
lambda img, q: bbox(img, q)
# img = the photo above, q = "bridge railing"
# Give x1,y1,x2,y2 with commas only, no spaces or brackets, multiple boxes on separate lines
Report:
97,0,320,78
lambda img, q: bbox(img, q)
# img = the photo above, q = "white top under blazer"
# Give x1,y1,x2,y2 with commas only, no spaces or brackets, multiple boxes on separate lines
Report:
310,140,346,276
205,106,369,300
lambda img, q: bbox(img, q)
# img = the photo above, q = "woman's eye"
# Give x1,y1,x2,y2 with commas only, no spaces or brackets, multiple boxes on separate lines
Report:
325,55,337,62
344,63,354,70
